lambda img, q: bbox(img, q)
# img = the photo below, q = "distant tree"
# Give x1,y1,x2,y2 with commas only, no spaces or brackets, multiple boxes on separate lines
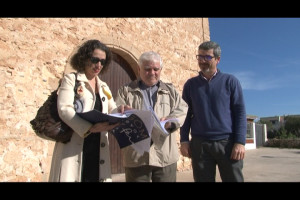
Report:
258,120,272,129
284,116,300,138
258,120,275,139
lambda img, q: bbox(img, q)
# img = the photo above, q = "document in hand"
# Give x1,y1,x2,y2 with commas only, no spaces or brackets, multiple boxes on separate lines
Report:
158,118,179,135
148,106,179,135
77,109,153,149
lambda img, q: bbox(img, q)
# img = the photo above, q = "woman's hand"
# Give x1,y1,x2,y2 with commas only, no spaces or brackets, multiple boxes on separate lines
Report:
89,122,120,133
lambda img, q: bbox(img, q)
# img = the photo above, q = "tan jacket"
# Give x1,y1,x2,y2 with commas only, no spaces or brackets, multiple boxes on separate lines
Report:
48,72,116,182
115,80,188,168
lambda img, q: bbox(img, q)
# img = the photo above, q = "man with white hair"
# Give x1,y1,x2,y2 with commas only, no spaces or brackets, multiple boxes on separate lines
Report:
115,51,188,182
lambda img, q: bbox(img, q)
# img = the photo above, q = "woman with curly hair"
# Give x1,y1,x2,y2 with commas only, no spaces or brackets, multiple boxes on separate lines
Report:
49,39,118,182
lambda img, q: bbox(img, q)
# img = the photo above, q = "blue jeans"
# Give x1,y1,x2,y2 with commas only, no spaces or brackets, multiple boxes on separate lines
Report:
190,137,244,182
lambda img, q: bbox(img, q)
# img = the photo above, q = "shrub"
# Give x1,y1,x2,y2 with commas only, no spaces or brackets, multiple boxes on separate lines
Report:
264,139,300,149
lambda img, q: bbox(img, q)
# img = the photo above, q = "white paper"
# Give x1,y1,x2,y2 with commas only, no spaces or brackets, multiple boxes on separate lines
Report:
159,118,179,134
148,106,179,135
131,137,151,155
108,112,127,118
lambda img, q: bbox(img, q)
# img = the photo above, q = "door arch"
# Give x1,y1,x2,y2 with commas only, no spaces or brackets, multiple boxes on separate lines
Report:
99,52,137,174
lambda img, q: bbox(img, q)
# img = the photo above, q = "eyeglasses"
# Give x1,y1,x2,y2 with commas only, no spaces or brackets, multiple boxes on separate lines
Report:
196,55,215,61
90,57,106,66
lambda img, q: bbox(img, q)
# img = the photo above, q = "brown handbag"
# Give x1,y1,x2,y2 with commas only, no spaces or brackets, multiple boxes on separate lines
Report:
30,73,79,143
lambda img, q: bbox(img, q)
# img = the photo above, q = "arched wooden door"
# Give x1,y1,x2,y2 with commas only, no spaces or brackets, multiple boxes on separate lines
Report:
99,52,136,174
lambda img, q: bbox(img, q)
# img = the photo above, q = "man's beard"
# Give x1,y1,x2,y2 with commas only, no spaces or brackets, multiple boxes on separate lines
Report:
200,64,210,73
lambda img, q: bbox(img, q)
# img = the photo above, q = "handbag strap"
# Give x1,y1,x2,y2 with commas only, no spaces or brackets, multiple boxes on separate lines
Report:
72,72,79,93
57,72,78,90
72,72,83,113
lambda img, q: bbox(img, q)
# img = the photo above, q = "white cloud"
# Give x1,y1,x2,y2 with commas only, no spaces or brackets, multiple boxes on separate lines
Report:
232,71,284,91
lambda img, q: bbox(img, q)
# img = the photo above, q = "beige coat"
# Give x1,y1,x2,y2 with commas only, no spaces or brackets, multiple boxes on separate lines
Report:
48,72,117,182
115,80,188,168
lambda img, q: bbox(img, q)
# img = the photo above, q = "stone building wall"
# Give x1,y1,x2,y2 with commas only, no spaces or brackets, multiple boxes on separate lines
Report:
0,18,210,182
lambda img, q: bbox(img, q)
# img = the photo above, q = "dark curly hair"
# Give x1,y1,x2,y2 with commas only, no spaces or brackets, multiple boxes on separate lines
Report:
70,39,112,74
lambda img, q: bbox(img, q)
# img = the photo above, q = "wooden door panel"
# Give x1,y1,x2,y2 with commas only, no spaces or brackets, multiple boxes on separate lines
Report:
100,52,136,174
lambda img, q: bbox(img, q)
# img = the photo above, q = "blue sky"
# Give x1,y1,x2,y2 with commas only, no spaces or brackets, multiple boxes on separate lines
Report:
208,18,300,119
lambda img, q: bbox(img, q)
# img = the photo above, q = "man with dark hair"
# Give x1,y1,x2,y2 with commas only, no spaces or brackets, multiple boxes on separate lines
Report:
180,41,247,182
